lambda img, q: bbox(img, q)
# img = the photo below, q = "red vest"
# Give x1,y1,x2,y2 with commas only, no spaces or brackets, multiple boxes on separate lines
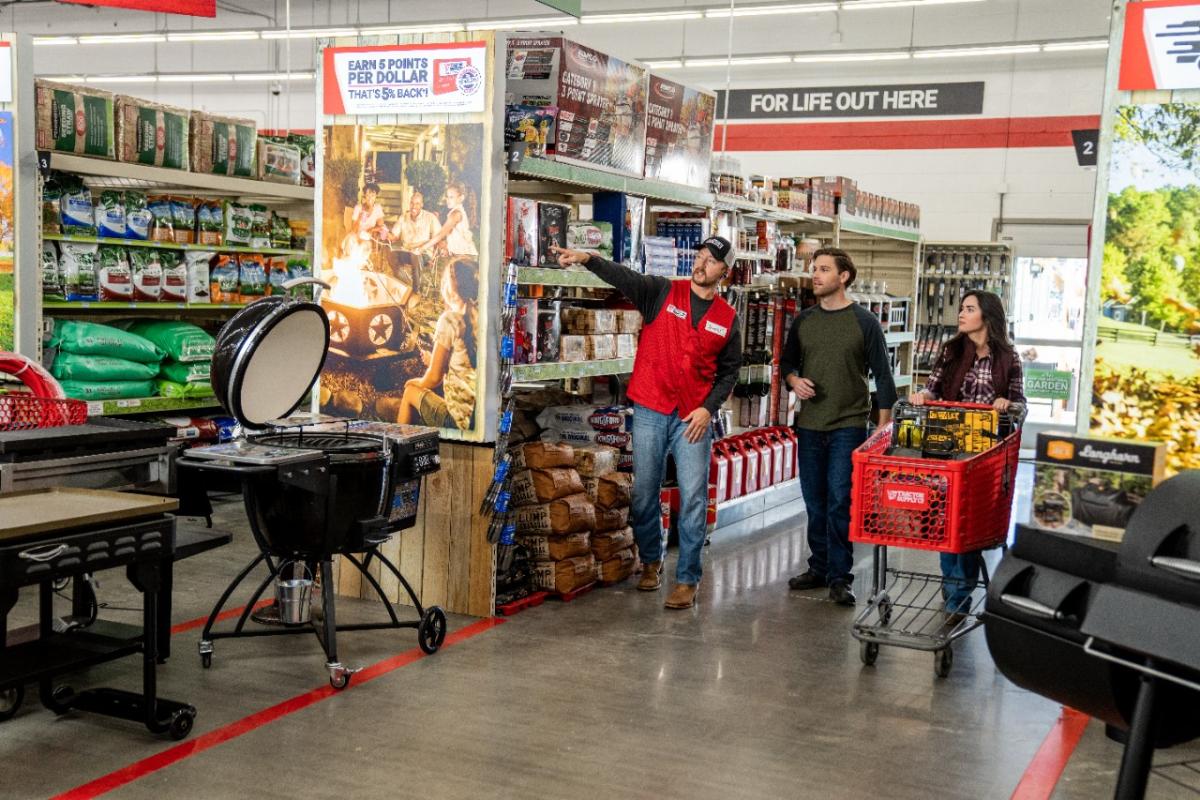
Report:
627,280,737,417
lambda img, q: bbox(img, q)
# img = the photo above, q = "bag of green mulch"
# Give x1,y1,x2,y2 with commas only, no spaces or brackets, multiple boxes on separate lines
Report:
161,359,210,384
51,353,159,382
59,379,156,401
49,319,164,364
155,378,213,399
121,319,214,363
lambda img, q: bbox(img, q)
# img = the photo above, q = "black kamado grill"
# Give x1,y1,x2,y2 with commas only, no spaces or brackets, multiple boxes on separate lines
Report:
985,470,1200,799
176,279,442,689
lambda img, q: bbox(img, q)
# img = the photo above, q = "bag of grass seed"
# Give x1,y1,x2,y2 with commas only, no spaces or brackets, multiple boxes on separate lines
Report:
125,191,153,241
95,190,126,238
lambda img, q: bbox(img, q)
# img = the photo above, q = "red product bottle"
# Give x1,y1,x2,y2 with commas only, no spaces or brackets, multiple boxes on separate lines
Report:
777,427,797,481
751,433,773,492
740,435,760,497
727,440,746,500
766,430,785,486
710,443,731,504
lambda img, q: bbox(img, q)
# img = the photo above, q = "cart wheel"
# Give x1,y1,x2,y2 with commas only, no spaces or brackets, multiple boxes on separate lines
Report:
48,685,74,715
201,652,212,669
418,606,448,655
0,686,23,721
168,708,196,741
860,642,879,667
934,648,954,678
329,672,351,690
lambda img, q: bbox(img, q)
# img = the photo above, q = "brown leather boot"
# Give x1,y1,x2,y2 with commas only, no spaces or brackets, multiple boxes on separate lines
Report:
664,582,698,610
637,561,663,591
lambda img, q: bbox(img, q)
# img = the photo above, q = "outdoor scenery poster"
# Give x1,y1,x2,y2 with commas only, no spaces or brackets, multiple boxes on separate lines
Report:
318,122,485,440
1093,102,1200,473
0,112,15,351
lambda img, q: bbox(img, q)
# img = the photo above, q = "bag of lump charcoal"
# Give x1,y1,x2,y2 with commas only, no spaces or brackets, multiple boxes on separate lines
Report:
595,547,636,586
122,319,214,363
591,526,635,562
515,492,595,536
42,242,62,300
516,532,591,562
116,96,190,170
597,471,634,509
50,320,164,363
562,307,617,335
572,444,620,477
510,440,575,470
509,467,585,507
129,248,163,302
540,428,631,451
51,353,158,383
593,505,629,533
97,245,133,302
536,404,629,433
59,380,155,402
36,80,115,159
531,555,595,594
190,111,257,177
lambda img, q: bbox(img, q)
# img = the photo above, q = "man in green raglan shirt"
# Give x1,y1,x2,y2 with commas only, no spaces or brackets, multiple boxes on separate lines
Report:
780,247,896,606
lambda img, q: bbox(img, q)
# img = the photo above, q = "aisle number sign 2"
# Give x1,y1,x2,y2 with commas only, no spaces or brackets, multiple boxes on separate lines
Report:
1120,0,1200,90
323,42,487,116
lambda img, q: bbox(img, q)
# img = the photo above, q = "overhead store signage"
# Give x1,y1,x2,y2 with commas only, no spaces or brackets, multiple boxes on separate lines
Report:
323,42,487,116
714,82,984,119
56,0,215,15
1025,369,1075,401
534,0,582,17
1120,0,1200,90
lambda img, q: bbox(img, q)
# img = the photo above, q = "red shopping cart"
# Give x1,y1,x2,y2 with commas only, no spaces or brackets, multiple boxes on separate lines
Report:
848,400,1024,677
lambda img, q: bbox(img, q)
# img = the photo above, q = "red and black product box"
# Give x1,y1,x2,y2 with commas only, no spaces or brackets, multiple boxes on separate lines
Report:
644,74,716,190
537,300,563,363
815,176,857,216
507,197,539,267
537,202,569,267
507,36,648,177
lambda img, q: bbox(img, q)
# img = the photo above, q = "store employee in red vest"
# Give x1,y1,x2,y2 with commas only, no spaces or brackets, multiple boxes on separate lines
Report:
553,238,742,610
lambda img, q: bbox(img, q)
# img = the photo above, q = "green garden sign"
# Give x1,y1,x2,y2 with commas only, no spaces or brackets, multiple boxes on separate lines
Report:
1025,369,1073,401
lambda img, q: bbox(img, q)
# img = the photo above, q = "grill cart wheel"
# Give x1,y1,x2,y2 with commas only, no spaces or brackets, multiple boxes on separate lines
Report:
0,686,23,721
860,642,879,667
330,672,351,690
418,607,447,655
169,708,196,740
935,647,953,678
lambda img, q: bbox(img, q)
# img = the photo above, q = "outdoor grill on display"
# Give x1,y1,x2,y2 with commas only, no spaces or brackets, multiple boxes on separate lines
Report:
985,471,1200,800
176,279,443,689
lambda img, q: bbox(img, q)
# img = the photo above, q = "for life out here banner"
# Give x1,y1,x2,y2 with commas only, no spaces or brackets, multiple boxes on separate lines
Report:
323,42,487,116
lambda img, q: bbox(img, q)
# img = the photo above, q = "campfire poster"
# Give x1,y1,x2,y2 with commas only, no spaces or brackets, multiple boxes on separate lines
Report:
319,122,485,439
1092,102,1200,473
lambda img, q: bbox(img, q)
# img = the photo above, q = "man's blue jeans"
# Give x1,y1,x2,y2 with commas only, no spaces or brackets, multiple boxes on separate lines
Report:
796,426,868,585
631,403,712,586
940,552,983,612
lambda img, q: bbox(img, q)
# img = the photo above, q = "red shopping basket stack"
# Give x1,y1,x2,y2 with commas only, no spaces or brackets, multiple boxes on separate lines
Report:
0,394,88,431
849,405,1021,554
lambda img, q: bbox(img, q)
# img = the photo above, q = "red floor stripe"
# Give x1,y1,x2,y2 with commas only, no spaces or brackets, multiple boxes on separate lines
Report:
169,599,274,636
1011,707,1091,800
51,617,504,800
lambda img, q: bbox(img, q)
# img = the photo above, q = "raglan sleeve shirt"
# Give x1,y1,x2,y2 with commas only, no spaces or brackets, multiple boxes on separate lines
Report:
855,306,899,411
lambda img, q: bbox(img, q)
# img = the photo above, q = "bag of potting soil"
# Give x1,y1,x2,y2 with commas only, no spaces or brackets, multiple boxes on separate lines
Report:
155,378,213,399
249,204,271,249
160,250,187,303
195,200,223,246
122,319,215,363
97,245,132,302
186,251,213,303
50,319,164,363
223,201,252,246
209,255,239,304
238,254,267,300
42,242,62,300
161,359,211,384
170,196,195,244
60,242,99,301
95,190,126,238
59,379,156,401
60,176,96,237
147,195,174,242
124,191,153,240
51,352,159,382
129,248,163,302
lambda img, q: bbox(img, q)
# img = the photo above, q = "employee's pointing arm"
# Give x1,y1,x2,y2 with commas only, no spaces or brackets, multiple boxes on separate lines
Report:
553,246,669,321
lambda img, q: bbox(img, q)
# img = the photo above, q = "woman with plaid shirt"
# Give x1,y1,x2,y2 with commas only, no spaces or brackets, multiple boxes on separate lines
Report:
908,290,1025,617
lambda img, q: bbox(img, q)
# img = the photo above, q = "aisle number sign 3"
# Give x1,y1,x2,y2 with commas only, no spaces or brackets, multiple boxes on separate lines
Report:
323,41,487,116
1120,0,1200,90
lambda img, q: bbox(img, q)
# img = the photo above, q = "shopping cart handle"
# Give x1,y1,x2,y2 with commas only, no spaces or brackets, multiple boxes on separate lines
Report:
999,593,1062,621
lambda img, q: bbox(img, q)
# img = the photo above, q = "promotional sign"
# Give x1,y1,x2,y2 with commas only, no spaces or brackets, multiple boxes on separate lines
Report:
713,82,985,120
644,75,715,190
1025,368,1074,401
1119,0,1200,90
0,112,13,351
0,42,11,105
323,42,487,116
57,0,215,15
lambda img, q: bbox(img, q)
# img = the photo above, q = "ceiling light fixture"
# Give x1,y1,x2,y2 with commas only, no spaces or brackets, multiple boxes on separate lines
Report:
793,50,911,62
32,36,78,46
260,27,357,40
685,55,794,67
467,17,578,30
706,3,838,18
86,75,159,83
1042,39,1109,51
359,23,466,34
645,59,686,68
78,33,167,44
582,10,704,24
233,72,316,81
913,43,1041,57
842,0,982,8
167,30,260,41
157,73,234,82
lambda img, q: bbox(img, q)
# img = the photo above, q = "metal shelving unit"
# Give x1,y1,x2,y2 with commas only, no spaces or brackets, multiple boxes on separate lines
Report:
511,357,634,383
81,396,221,417
44,233,308,258
515,266,613,288
43,301,249,312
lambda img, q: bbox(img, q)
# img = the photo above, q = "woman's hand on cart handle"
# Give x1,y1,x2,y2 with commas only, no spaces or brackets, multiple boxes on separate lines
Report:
907,391,929,406
992,398,1012,413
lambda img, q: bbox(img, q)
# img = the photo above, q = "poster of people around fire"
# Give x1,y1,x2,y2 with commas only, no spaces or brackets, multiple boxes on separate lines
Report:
1093,102,1200,473
319,122,485,439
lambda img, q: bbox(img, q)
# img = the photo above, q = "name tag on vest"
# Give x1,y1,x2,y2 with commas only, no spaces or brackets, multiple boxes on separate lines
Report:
667,304,687,320
704,320,728,337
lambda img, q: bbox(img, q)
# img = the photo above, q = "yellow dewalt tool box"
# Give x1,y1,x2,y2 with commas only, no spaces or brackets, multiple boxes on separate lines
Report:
893,406,1000,458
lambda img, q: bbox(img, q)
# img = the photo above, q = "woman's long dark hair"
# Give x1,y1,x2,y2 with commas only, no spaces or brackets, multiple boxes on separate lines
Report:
444,256,479,367
939,290,1012,365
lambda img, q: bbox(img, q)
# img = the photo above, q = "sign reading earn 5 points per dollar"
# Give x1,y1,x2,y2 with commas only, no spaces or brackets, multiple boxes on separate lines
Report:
323,42,487,116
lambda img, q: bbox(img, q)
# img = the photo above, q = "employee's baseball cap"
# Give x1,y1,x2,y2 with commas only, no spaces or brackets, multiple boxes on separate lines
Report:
696,235,734,268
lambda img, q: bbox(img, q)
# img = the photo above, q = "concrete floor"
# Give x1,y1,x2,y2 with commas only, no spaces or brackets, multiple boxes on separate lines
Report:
3,491,1199,799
